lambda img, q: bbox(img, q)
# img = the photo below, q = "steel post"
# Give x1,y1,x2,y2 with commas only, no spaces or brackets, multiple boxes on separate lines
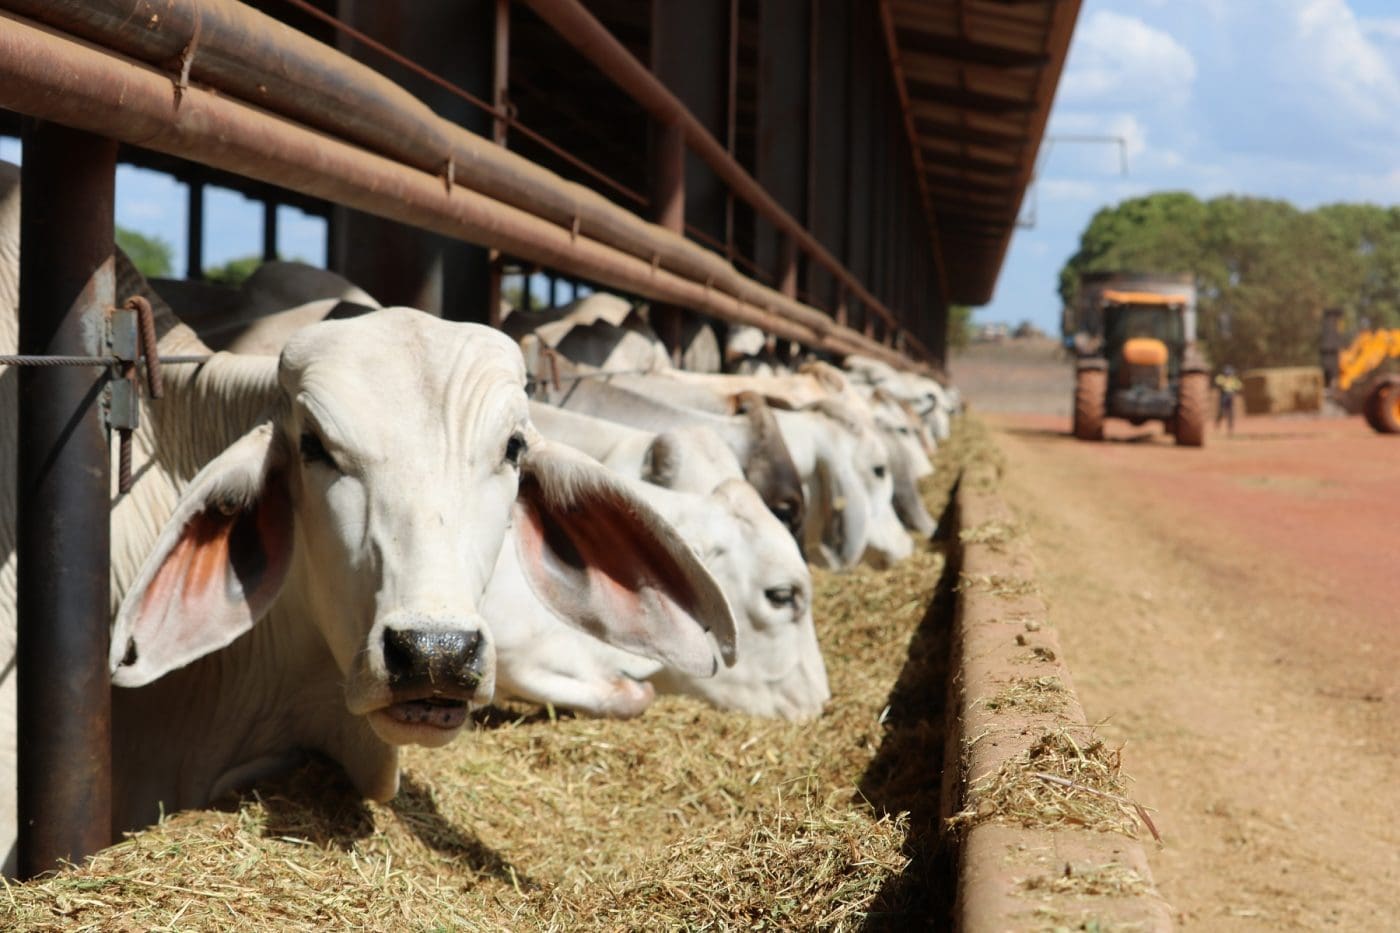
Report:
262,200,278,262
17,121,115,878
487,0,511,329
185,179,204,280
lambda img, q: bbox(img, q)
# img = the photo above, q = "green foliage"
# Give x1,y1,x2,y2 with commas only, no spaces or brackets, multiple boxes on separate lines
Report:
1059,192,1400,370
502,282,527,311
947,304,973,350
114,226,173,279
204,255,263,287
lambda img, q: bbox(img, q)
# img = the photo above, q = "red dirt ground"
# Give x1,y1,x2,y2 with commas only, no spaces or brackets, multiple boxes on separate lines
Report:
952,338,1400,928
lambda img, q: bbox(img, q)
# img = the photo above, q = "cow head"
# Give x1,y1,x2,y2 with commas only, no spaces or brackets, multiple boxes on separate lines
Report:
650,479,828,720
111,309,735,755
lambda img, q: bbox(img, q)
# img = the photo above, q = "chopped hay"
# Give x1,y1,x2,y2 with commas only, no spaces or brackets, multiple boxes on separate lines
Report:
959,519,1020,550
947,729,1149,840
1021,863,1159,933
0,422,993,931
1021,861,1151,900
957,572,1040,599
979,676,1069,715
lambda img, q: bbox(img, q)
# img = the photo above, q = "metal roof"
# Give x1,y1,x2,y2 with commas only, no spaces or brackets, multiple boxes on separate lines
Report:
882,0,1082,306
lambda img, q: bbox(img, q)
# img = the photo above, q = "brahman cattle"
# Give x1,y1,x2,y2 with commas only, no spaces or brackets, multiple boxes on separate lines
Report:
0,162,736,873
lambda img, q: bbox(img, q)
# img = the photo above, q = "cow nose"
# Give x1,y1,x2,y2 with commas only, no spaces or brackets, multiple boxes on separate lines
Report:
382,628,485,691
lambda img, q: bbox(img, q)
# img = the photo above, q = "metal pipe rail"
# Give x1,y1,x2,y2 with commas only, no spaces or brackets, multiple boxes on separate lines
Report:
519,0,935,363
0,10,930,373
0,0,934,374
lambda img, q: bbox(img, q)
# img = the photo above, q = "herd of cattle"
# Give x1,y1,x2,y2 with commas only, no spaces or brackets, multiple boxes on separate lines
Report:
0,161,959,876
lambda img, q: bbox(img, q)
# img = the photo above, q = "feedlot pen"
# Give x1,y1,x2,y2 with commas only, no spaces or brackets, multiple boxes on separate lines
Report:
0,431,976,931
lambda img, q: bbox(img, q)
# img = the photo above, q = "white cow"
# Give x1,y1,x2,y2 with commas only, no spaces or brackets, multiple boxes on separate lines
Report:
168,292,804,721
506,293,671,374
540,379,807,539
487,475,828,720
586,374,914,568
844,354,957,442
526,401,746,493
506,292,721,374
1,166,735,872
510,405,828,718
155,260,379,350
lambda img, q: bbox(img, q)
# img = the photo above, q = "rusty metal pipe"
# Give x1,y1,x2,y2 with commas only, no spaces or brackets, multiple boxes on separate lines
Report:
520,0,932,359
0,11,925,372
0,0,926,368
16,121,115,877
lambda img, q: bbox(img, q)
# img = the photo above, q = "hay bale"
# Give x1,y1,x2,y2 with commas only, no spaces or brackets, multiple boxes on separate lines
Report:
1240,366,1324,414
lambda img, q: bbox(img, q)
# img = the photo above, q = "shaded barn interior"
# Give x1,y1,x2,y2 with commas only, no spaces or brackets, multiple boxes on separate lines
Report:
2,0,1077,366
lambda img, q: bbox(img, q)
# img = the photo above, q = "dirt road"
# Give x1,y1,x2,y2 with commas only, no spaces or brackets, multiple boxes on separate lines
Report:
952,340,1400,929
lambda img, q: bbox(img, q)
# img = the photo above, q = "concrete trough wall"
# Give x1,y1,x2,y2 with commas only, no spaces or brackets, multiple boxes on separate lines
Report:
945,458,1173,931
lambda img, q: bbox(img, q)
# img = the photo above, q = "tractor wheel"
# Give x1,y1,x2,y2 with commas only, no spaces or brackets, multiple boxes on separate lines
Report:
1175,371,1209,447
1367,378,1400,434
1363,382,1385,431
1073,368,1106,441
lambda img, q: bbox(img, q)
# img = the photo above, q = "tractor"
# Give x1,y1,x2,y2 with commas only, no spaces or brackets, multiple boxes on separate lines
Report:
1063,272,1210,446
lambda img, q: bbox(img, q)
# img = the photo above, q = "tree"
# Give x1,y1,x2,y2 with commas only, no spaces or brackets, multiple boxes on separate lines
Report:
115,226,173,278
204,255,263,287
947,304,973,350
1057,192,1207,308
1058,191,1386,370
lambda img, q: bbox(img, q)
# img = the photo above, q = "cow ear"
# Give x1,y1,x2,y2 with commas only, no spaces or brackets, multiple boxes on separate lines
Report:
513,435,737,676
110,422,294,687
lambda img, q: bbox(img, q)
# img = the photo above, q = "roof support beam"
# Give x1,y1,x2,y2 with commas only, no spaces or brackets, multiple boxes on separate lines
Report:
915,117,1029,149
895,28,1050,68
923,151,1021,175
905,78,1035,114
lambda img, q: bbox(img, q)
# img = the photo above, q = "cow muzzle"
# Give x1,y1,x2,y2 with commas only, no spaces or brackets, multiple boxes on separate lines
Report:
366,619,494,745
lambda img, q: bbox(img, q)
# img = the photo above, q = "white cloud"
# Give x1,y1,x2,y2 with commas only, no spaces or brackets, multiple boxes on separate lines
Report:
1061,11,1196,108
1360,16,1400,42
1292,0,1400,129
1039,179,1102,203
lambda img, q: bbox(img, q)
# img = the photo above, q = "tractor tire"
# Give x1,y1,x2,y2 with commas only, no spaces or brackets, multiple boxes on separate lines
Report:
1367,378,1400,434
1363,382,1386,431
1174,371,1209,447
1073,368,1106,441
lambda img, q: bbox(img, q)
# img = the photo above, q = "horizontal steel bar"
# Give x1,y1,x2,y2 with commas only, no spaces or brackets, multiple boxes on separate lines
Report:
0,11,932,374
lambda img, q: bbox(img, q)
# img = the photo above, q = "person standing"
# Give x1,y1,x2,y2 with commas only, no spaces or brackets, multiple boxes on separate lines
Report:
1214,365,1242,435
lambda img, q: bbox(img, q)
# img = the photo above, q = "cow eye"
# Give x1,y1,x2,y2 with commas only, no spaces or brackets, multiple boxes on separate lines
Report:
505,432,527,467
764,585,797,608
299,430,337,469
873,465,888,479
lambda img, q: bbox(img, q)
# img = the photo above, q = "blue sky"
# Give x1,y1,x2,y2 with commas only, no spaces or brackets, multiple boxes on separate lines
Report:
978,0,1400,332
5,0,1399,329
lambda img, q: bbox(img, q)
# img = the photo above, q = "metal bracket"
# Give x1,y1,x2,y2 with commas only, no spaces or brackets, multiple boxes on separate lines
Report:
107,306,141,493
106,307,140,431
